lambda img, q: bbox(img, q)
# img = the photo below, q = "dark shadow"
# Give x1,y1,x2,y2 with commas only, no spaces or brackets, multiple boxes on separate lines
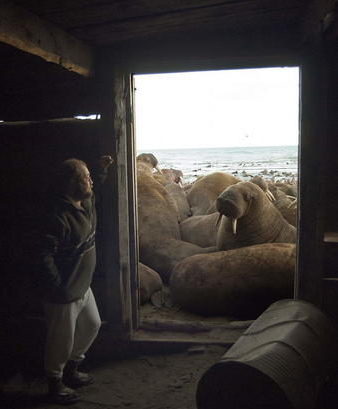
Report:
0,391,48,409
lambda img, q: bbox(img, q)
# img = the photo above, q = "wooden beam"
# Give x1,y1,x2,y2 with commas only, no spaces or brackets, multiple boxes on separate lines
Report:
295,48,329,306
96,64,136,336
0,80,103,121
105,26,300,75
0,1,94,77
72,1,305,44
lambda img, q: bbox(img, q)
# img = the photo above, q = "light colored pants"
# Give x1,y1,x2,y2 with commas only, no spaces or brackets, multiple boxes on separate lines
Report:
43,287,101,378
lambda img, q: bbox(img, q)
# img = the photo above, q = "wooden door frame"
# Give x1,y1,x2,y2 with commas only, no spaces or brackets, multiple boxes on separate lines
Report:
97,68,138,339
104,54,329,341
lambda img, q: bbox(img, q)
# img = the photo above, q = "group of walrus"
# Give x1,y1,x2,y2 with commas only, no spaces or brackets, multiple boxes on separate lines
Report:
137,152,298,319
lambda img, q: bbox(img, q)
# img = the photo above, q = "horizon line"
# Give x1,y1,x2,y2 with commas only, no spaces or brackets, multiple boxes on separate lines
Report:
137,144,298,151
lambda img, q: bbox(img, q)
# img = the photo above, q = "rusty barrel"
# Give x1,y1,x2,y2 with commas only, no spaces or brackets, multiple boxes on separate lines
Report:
196,299,338,409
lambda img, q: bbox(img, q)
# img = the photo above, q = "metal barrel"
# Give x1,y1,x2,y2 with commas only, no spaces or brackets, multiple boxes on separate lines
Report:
196,299,338,409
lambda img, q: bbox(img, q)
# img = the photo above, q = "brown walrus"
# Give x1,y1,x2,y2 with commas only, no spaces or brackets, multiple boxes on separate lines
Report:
137,161,216,283
138,262,163,305
170,243,296,319
187,171,241,216
216,181,296,250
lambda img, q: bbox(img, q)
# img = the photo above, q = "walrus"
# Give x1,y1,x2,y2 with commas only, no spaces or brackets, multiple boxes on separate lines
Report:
216,181,297,250
136,152,161,173
180,212,219,247
170,243,296,319
137,161,216,283
165,182,192,222
154,168,184,186
268,183,298,227
187,172,241,216
139,262,163,305
180,178,278,248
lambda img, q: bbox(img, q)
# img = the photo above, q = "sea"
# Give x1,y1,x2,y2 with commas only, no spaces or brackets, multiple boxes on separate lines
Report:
137,145,298,184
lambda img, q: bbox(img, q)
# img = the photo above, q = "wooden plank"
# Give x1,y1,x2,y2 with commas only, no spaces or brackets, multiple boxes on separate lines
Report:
104,25,300,75
14,0,244,25
0,79,103,121
324,232,338,242
140,319,252,333
322,49,338,237
295,47,329,306
97,63,136,336
72,2,305,44
125,75,140,330
13,0,307,29
133,329,241,345
0,1,94,76
322,279,338,321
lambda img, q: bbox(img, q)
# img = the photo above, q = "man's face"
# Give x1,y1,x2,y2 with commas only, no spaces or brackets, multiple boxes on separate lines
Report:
70,164,93,201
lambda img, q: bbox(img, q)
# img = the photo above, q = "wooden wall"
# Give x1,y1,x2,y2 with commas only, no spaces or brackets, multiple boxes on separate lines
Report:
0,44,137,340
1,15,338,331
0,43,101,121
323,47,338,231
321,43,338,320
0,119,115,318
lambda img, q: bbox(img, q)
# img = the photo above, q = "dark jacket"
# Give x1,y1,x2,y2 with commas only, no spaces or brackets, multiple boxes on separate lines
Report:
36,194,97,303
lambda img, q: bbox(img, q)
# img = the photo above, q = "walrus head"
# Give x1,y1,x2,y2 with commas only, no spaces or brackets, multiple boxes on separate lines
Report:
250,175,275,201
137,153,162,173
216,182,260,234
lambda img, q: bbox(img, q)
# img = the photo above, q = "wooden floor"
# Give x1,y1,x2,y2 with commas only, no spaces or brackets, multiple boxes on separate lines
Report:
138,286,253,345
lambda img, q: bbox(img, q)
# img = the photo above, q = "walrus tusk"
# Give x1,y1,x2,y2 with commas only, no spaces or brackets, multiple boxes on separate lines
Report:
287,197,297,208
232,218,237,235
177,177,183,187
216,213,223,227
155,166,163,174
265,189,275,201
286,194,297,202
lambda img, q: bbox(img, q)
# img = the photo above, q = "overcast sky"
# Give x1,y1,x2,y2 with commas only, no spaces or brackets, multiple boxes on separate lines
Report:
134,67,299,150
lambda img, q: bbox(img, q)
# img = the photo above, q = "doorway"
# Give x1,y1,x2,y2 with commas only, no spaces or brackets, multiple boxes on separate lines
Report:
132,67,300,340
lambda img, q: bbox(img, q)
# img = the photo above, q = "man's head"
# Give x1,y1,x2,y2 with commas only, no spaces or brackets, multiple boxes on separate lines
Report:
55,158,93,201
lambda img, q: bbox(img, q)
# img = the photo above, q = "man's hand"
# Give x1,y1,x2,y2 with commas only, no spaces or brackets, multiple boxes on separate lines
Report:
99,155,114,170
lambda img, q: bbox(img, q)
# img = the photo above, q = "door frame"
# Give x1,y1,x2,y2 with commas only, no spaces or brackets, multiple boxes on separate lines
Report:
106,55,327,341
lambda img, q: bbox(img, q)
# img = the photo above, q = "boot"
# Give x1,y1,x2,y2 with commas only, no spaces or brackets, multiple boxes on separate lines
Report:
47,376,80,405
63,360,94,389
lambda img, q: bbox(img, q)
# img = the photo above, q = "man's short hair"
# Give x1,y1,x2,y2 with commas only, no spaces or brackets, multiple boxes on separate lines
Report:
54,158,88,194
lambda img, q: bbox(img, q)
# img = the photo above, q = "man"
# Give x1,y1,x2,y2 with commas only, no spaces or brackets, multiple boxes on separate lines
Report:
36,156,113,404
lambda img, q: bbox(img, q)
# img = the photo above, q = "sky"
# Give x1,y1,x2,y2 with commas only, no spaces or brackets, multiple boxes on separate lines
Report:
134,67,299,150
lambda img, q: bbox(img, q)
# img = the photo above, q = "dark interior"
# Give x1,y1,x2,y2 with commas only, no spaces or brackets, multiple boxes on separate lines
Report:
1,1,338,406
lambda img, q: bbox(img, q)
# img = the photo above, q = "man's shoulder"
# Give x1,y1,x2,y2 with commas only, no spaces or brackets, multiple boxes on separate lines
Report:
42,196,75,223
